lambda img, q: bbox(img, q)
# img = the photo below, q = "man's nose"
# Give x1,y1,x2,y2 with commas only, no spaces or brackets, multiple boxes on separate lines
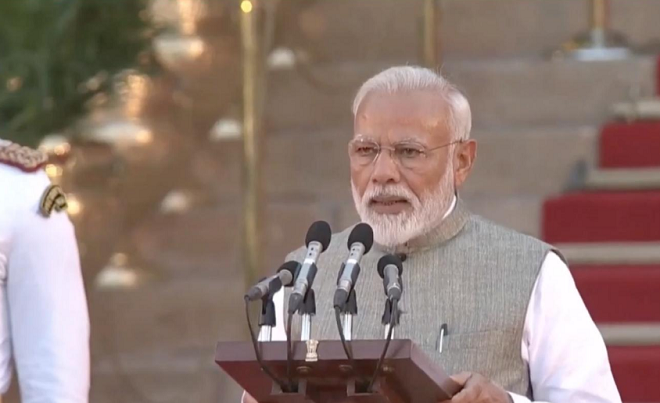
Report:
371,150,401,185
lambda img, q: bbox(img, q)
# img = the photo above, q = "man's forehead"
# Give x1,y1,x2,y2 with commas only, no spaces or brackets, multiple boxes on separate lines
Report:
354,90,450,134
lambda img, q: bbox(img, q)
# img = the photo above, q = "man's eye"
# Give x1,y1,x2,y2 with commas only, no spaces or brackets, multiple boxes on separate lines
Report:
397,147,423,158
356,146,378,156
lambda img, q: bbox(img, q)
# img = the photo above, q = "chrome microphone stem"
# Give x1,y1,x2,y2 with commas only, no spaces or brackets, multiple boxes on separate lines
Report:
384,323,395,339
258,325,273,342
341,313,353,341
301,314,312,341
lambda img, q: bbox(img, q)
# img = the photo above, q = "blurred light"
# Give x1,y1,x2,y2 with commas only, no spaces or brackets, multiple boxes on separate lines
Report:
267,47,296,70
39,134,71,157
67,194,83,216
6,77,22,92
95,253,140,290
90,119,154,148
149,0,176,24
114,70,151,118
45,164,63,180
150,0,207,34
209,118,242,141
153,33,206,71
160,190,193,214
178,0,207,35
241,0,253,13
87,93,109,109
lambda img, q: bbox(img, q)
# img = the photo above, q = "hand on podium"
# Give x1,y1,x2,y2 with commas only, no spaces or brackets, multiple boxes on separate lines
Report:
438,373,513,403
242,392,258,403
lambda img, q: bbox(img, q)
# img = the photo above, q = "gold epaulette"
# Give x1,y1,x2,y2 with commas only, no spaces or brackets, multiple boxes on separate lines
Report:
0,141,48,173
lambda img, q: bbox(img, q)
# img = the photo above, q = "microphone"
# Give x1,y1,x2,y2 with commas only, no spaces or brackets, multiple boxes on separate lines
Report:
245,261,299,301
377,254,404,302
288,221,332,314
333,223,374,309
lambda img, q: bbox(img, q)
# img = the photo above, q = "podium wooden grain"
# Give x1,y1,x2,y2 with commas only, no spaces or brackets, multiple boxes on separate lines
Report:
215,339,460,403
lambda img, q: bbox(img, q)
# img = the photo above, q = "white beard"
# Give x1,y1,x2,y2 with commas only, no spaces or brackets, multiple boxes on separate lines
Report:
351,169,455,249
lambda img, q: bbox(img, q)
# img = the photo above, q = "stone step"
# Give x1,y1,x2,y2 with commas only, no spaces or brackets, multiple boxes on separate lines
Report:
130,200,348,276
265,57,656,132
463,195,543,239
281,0,660,61
87,272,326,358
88,278,247,357
90,351,242,403
463,126,597,198
584,168,660,191
611,97,660,121
600,324,660,346
558,242,660,265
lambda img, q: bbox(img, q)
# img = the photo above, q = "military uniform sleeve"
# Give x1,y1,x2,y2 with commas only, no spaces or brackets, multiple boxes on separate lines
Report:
7,173,90,402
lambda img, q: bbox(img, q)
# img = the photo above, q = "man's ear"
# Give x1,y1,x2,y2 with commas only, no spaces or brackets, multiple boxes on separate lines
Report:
453,140,477,189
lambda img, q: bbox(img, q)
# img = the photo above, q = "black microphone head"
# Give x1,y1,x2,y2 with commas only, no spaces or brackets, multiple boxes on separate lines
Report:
277,261,299,286
377,254,403,279
348,223,374,253
305,220,332,251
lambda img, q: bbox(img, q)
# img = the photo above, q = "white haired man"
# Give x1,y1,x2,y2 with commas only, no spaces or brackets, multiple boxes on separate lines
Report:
244,66,620,403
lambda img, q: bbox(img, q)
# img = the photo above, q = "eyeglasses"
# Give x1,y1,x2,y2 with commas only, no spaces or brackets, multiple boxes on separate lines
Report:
348,138,462,171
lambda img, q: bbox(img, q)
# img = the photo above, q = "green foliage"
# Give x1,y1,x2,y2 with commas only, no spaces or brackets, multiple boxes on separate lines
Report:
0,0,154,146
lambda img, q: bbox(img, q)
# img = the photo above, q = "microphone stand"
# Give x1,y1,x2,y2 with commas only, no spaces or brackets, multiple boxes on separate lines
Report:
381,299,400,339
339,289,358,340
335,287,368,387
258,293,277,342
367,298,400,392
299,289,316,341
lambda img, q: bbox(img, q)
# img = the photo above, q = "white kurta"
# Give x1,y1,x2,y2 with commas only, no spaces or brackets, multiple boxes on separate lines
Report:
0,162,90,402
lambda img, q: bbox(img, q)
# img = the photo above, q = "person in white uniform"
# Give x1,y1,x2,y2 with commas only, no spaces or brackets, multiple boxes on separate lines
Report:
0,139,89,402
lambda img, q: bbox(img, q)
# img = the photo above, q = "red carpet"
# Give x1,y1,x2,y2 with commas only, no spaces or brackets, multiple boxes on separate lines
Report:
543,191,660,243
572,265,660,322
609,346,660,402
600,122,660,168
544,60,660,402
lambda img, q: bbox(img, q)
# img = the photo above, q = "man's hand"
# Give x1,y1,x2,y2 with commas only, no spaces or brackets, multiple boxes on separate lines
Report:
242,392,258,403
439,372,513,403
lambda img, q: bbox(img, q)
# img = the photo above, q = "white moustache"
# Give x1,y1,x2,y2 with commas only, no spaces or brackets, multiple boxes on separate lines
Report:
363,186,416,204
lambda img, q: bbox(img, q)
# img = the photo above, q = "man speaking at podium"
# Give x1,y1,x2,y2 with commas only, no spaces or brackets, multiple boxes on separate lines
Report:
244,66,620,403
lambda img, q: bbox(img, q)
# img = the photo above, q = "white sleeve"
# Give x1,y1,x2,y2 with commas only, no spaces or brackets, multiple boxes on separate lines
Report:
272,288,287,341
7,185,90,402
509,252,621,403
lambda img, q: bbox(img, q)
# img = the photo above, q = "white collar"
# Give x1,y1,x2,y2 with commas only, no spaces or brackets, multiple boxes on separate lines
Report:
442,194,457,220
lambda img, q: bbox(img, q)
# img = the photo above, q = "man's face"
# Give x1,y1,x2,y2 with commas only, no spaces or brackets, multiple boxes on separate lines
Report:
349,90,475,247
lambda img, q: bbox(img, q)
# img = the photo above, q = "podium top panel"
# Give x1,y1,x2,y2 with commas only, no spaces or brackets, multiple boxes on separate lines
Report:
216,339,460,403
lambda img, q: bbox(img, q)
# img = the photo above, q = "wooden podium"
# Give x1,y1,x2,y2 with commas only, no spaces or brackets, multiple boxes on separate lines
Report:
215,339,461,403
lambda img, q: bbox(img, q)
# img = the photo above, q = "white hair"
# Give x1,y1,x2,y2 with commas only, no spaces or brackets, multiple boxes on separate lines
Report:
352,66,472,141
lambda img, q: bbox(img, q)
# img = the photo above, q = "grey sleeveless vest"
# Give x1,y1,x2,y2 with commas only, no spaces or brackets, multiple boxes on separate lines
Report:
285,200,557,398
